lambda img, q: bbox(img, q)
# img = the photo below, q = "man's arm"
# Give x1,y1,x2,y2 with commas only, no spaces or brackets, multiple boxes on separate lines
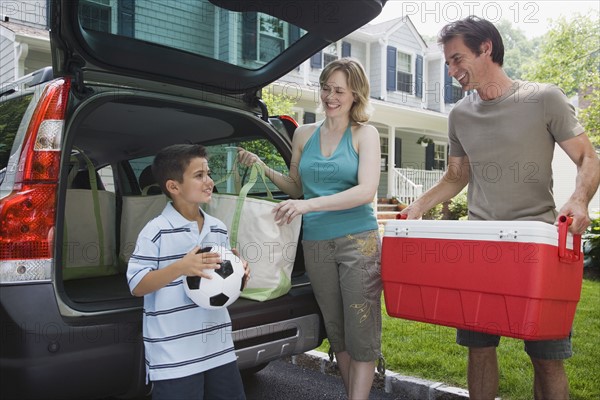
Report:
557,133,600,234
402,155,470,219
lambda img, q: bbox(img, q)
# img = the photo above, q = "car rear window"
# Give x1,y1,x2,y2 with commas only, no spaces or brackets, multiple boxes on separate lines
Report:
0,94,32,179
78,0,306,70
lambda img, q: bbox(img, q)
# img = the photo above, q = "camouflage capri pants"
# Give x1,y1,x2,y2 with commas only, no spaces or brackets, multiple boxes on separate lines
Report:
302,230,382,362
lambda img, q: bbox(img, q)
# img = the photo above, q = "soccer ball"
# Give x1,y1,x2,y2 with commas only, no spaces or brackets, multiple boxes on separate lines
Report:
184,245,245,310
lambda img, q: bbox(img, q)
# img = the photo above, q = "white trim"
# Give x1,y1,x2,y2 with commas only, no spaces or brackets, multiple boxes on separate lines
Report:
387,125,396,198
378,38,387,101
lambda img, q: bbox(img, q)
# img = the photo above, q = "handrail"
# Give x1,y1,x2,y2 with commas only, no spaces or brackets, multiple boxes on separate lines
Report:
391,168,445,204
392,168,422,204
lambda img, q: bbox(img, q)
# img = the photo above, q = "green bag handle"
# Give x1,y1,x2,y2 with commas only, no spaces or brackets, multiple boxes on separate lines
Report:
65,149,105,268
212,161,272,198
228,163,273,247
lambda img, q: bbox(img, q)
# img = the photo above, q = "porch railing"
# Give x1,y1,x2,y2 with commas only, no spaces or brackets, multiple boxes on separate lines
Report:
392,168,445,204
391,168,422,205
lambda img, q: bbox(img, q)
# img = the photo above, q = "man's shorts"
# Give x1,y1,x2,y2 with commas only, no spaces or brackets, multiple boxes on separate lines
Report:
302,230,382,362
456,329,573,360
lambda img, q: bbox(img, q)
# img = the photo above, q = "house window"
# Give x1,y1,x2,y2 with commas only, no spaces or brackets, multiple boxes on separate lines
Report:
433,144,446,170
80,0,111,33
397,52,412,93
451,79,463,103
444,65,465,103
380,139,389,172
258,14,286,62
323,43,338,66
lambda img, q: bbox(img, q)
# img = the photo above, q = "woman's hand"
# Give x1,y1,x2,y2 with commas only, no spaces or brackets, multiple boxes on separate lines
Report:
273,199,311,225
237,147,264,167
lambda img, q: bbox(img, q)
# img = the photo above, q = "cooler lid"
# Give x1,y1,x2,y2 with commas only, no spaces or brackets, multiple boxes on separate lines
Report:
383,220,574,248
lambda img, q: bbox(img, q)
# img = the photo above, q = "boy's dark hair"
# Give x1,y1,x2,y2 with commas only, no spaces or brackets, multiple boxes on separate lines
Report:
152,144,207,199
438,15,504,66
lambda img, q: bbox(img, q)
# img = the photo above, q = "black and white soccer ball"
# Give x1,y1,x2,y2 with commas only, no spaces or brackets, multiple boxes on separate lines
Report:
184,245,245,309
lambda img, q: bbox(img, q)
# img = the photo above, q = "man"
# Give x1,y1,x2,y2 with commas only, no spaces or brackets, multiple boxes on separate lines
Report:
402,16,600,400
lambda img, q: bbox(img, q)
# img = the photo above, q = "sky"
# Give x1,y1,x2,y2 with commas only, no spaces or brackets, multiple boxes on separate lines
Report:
372,0,600,39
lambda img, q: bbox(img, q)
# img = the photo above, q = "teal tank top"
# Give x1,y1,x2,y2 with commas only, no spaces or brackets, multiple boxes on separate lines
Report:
299,123,378,241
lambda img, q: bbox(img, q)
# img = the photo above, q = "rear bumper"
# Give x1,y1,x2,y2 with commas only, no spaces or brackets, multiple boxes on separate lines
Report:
0,283,145,400
1,281,324,399
234,314,322,369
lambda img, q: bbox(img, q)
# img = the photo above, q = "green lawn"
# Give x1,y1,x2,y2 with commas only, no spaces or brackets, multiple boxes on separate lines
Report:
317,279,599,400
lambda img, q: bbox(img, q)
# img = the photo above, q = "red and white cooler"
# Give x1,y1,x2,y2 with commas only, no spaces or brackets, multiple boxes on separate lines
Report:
381,216,582,340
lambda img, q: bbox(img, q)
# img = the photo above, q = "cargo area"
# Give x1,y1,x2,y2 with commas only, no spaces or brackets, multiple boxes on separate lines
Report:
55,90,304,312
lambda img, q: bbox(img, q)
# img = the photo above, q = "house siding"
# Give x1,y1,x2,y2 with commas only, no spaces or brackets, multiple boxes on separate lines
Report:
552,146,600,212
398,131,429,170
369,42,382,99
0,31,15,84
218,10,230,62
1,0,47,28
425,57,442,112
136,0,214,57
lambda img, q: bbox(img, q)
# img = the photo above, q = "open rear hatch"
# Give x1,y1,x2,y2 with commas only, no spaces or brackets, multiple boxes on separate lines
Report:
50,0,386,95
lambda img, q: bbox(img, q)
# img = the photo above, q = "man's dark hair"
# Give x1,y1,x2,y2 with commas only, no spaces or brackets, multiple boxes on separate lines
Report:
152,144,207,199
438,15,504,66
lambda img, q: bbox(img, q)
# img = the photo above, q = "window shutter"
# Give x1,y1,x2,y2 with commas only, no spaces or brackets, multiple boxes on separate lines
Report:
453,86,464,103
310,52,323,69
342,41,351,58
289,25,301,44
303,112,316,124
444,64,453,103
387,46,397,91
242,12,257,60
118,0,135,38
425,142,435,170
394,138,402,168
415,54,423,98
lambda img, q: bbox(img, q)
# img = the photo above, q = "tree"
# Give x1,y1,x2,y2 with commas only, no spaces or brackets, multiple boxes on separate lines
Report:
241,85,297,172
208,86,296,181
261,85,296,116
523,13,600,145
495,19,539,80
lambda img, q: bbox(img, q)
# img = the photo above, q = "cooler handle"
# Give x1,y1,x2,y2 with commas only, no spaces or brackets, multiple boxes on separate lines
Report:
558,215,581,262
396,214,408,220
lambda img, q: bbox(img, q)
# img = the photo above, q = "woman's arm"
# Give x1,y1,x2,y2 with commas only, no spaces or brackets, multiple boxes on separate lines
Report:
238,124,315,199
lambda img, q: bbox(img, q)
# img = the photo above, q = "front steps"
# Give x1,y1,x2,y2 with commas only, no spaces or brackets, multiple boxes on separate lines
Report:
376,199,406,226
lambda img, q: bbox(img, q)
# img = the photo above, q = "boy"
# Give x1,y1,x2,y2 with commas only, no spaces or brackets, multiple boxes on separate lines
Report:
127,144,248,400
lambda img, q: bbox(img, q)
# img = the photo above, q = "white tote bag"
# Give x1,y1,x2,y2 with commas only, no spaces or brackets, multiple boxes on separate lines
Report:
203,164,301,301
63,152,118,280
119,194,169,267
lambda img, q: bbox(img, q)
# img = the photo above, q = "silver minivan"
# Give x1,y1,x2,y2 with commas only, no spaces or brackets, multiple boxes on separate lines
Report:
0,1,386,398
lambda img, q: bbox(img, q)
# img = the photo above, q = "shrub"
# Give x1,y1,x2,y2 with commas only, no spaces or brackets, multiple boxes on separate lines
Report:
446,191,468,220
583,212,600,276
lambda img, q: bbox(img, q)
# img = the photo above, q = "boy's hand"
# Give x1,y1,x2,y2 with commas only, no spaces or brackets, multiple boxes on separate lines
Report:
181,246,221,279
231,248,250,289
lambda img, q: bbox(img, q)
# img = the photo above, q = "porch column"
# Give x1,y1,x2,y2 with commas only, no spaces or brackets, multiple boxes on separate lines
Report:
16,42,28,79
386,125,396,198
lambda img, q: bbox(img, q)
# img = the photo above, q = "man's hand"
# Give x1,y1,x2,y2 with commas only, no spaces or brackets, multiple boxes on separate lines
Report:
557,201,591,234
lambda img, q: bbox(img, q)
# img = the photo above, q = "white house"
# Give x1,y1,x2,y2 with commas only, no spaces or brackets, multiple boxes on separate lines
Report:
1,0,598,212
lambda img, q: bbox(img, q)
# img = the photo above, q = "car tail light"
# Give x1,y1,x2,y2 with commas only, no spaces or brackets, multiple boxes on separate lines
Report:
278,115,299,127
0,78,70,284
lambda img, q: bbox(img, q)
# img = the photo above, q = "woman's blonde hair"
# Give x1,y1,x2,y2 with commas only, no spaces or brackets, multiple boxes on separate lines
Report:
318,57,373,123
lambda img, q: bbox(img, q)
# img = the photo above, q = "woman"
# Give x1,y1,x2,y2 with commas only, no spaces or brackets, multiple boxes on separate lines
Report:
238,58,382,399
